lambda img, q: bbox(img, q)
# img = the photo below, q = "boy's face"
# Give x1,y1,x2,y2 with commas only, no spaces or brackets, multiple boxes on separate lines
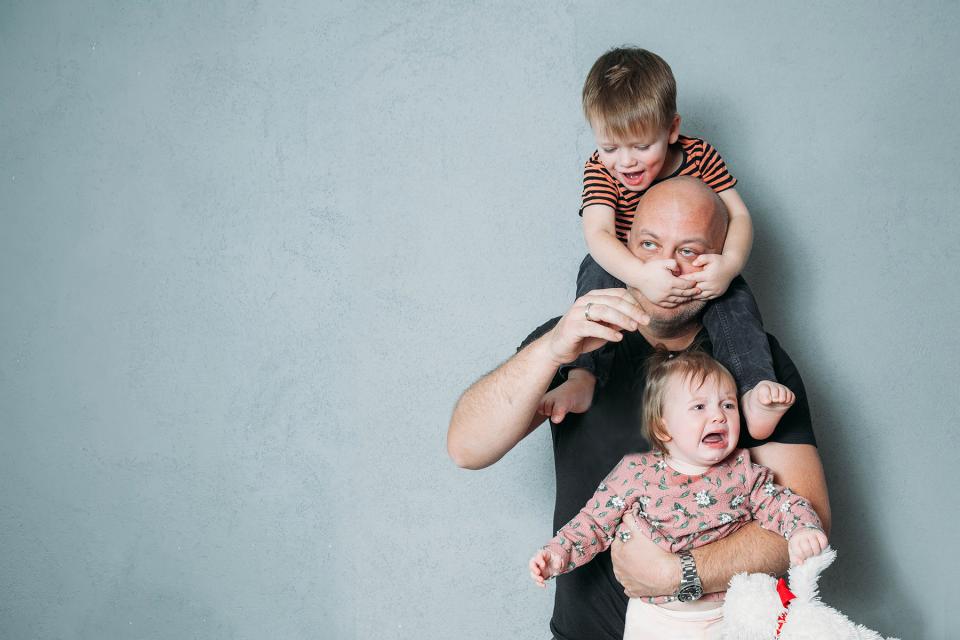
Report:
660,372,740,468
592,114,681,192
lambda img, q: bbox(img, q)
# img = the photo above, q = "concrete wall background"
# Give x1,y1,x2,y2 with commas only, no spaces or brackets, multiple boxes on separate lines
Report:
1,2,956,638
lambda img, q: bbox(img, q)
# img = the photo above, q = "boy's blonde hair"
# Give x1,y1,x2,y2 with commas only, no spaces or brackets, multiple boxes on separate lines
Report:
641,349,736,454
582,47,677,139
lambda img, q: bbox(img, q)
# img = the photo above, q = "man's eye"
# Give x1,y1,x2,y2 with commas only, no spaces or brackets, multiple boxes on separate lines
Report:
678,248,696,258
641,241,657,250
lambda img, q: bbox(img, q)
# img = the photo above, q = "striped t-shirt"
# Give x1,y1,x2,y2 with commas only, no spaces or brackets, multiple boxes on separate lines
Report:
581,135,737,242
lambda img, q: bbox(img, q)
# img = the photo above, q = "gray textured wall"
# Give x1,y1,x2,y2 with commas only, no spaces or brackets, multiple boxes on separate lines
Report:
1,1,956,638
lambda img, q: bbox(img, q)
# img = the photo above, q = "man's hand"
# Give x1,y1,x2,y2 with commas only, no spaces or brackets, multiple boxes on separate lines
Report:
625,259,700,308
682,253,739,300
610,512,678,598
545,289,648,366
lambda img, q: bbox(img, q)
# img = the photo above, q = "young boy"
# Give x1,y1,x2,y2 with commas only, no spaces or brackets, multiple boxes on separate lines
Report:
539,47,794,440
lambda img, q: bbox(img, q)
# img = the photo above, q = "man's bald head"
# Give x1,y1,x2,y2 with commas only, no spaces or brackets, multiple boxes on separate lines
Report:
629,176,728,252
624,176,730,337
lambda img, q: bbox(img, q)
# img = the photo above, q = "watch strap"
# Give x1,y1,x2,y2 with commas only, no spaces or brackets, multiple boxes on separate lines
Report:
677,550,703,601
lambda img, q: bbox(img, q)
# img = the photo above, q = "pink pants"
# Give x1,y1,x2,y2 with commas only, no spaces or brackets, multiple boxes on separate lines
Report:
623,599,724,640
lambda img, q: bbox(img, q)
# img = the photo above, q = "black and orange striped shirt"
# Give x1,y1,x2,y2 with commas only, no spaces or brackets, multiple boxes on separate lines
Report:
581,135,737,242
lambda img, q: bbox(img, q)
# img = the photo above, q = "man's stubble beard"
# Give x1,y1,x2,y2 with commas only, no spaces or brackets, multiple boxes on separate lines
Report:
642,298,707,340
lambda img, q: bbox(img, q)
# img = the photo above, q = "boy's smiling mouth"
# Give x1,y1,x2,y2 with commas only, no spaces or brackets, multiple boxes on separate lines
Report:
620,170,646,187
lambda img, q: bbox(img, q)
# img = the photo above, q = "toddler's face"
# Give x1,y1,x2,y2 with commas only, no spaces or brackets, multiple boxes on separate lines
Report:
592,116,680,192
659,372,740,468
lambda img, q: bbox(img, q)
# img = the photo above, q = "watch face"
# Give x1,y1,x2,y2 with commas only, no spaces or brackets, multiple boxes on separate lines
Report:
677,585,703,603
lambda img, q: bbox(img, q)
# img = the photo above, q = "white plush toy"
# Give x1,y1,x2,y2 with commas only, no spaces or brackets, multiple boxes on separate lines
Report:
721,547,899,640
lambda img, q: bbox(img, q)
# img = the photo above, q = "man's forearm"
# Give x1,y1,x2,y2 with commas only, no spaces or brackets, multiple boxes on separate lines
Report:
612,512,788,598
446,334,558,469
448,290,644,470
693,522,787,594
613,443,830,598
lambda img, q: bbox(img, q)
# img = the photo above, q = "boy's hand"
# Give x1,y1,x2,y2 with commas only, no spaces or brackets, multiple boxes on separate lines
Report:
681,254,739,300
626,259,700,307
788,529,828,566
529,549,564,587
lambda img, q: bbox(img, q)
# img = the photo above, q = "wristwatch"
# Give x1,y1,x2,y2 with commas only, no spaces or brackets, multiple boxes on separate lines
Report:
675,551,704,602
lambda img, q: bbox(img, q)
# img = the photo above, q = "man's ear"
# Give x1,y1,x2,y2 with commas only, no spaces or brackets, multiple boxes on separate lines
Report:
668,114,681,144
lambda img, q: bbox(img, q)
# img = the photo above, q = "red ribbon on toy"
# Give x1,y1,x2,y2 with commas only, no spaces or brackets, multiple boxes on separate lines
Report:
776,577,796,606
774,577,796,637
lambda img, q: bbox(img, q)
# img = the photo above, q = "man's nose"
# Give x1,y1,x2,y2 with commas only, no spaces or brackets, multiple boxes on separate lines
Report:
674,259,696,277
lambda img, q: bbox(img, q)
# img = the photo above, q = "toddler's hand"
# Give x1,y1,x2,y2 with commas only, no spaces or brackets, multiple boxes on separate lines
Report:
788,529,828,566
529,549,563,587
681,254,738,300
627,259,699,307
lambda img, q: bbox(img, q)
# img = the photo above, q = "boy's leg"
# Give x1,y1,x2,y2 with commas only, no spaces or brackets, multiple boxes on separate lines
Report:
703,277,797,440
701,276,775,396
564,254,624,385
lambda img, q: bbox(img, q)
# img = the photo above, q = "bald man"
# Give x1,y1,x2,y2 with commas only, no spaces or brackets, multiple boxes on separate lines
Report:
447,177,831,640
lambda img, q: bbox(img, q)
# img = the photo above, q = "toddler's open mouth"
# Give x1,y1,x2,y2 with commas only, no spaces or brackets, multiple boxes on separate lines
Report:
701,430,728,447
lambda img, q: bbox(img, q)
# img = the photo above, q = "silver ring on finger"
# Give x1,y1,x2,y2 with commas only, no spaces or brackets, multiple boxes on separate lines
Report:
584,302,594,321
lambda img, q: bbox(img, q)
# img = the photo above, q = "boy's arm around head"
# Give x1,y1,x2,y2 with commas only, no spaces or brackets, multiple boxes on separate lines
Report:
582,204,640,285
715,188,753,270
684,188,754,300
446,292,646,469
583,204,698,305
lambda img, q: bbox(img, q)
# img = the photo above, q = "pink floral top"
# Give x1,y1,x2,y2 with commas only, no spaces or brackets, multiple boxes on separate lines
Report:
543,449,822,604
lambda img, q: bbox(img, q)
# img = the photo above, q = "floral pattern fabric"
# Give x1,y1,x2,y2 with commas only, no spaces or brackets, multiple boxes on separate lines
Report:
543,449,822,604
